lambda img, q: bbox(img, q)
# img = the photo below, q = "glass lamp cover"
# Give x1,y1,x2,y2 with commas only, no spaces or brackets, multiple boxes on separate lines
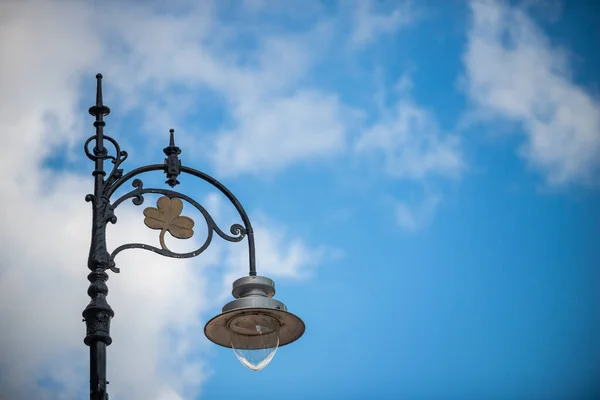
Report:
229,314,280,371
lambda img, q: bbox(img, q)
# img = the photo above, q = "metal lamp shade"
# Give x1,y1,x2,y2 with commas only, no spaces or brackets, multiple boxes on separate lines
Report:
204,307,305,349
204,276,305,350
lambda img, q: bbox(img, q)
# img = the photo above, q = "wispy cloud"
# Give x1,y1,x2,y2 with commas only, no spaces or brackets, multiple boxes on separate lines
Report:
463,0,600,186
96,5,351,177
350,0,417,47
353,72,463,231
395,192,442,231
355,75,464,180
212,90,348,176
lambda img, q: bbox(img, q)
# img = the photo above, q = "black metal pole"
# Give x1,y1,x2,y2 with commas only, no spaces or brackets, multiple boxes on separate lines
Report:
83,74,114,400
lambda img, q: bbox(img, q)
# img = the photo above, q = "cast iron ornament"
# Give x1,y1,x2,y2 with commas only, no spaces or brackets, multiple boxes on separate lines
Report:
143,196,195,251
82,74,304,400
82,74,257,400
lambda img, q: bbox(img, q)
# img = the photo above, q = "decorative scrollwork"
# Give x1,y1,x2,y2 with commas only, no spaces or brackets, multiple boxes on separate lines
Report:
230,223,244,236
109,182,247,263
104,137,128,193
83,92,257,276
131,179,144,205
84,135,121,163
84,134,129,193
84,135,107,162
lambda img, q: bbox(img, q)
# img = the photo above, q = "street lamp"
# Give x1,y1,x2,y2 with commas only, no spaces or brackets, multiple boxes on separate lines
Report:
82,74,305,400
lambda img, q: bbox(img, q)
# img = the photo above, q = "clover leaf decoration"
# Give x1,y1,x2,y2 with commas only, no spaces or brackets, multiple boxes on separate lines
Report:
143,196,195,251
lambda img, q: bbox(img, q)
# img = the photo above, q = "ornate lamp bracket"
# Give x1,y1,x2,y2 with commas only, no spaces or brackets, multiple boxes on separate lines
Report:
81,74,295,400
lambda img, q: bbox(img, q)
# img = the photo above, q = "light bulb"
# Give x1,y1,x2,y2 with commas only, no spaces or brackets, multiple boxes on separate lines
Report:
229,314,280,371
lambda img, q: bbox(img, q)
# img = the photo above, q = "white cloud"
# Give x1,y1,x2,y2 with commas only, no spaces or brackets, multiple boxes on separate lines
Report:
212,90,348,176
463,0,600,185
354,72,463,231
350,0,416,47
395,192,442,231
355,78,464,180
205,22,350,177
93,6,345,177
0,1,328,398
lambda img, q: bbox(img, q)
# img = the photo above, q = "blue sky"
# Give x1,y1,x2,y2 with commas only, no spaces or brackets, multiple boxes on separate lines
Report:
0,0,599,399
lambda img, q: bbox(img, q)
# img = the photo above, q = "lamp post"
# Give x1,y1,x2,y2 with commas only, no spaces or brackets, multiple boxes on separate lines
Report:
83,74,305,400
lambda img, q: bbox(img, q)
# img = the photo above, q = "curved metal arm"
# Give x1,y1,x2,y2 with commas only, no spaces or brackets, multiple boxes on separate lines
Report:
105,164,164,197
180,165,256,277
104,164,257,276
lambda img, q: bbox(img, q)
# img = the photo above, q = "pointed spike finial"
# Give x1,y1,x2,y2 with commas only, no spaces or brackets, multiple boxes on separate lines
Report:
95,73,104,106
89,73,110,117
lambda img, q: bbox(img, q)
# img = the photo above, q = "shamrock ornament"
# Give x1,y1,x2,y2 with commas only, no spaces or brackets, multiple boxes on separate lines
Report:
143,196,195,251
